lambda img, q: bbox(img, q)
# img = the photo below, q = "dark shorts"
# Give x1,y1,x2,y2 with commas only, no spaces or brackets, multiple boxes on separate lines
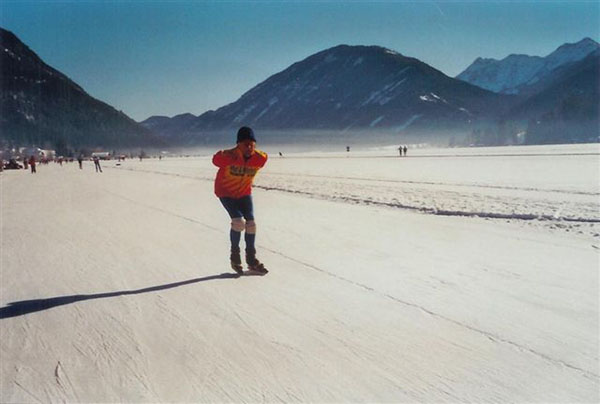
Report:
219,195,254,221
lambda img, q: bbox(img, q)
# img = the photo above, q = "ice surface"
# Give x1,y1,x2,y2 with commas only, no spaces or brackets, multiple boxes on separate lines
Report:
1,144,598,402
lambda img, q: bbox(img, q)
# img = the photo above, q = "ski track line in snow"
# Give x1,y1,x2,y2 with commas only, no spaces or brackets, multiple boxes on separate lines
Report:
262,172,600,196
13,380,44,404
100,184,599,382
120,163,600,196
255,185,600,223
112,166,600,224
53,360,80,401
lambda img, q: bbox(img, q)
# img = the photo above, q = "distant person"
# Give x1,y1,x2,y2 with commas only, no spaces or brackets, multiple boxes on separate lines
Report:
23,157,28,170
279,152,283,157
346,146,350,152
77,154,83,169
398,146,403,157
403,145,408,156
213,126,268,275
28,155,36,173
93,155,103,173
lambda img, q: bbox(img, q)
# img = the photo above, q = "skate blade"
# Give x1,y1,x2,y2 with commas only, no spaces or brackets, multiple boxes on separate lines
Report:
231,263,244,275
244,271,267,276
245,268,268,276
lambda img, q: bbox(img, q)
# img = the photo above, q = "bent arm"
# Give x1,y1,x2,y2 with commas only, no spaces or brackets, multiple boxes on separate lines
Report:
212,148,237,167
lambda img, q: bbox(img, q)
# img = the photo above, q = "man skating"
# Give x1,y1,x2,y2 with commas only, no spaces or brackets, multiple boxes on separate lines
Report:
213,127,268,275
93,155,102,172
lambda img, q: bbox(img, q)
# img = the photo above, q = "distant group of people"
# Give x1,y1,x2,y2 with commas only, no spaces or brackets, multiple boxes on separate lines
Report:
343,145,408,156
56,153,103,172
2,151,167,175
15,155,38,173
21,156,37,173
56,154,102,172
7,154,104,173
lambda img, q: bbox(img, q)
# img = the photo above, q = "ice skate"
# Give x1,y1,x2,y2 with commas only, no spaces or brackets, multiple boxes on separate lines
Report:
246,252,268,275
230,250,243,275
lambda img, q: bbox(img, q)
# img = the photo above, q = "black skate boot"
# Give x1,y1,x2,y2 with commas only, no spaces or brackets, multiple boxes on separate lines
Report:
230,248,243,275
246,249,268,275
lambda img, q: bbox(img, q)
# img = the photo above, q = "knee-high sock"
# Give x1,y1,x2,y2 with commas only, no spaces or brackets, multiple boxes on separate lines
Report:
244,233,256,252
245,220,256,253
230,230,241,251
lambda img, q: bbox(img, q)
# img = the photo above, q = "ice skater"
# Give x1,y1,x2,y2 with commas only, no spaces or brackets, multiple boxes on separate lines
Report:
212,126,268,275
93,155,102,172
28,155,36,173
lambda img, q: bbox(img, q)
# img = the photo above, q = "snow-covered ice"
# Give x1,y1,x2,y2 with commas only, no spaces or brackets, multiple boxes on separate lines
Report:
1,144,598,402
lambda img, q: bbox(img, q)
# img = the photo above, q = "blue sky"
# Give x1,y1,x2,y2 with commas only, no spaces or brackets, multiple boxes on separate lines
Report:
1,1,599,121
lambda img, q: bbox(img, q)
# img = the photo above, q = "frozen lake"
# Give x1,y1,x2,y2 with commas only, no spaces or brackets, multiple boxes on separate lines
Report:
1,143,598,402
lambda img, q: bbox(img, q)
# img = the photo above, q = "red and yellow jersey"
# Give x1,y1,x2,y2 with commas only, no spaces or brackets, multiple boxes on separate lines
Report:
212,148,268,198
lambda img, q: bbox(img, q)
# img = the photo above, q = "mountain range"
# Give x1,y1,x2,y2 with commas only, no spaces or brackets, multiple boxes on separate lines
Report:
455,38,599,145
140,113,197,139
510,49,600,144
456,38,599,96
0,28,163,153
1,26,597,150
144,38,598,146
143,45,516,144
179,46,509,134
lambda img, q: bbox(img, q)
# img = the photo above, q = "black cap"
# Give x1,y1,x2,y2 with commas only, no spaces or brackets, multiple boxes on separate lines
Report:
236,126,256,143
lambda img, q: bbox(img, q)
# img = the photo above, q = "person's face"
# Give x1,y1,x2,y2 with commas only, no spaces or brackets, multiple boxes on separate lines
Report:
238,140,256,157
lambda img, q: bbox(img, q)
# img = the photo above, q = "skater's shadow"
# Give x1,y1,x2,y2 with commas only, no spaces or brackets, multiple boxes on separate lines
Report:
0,273,239,319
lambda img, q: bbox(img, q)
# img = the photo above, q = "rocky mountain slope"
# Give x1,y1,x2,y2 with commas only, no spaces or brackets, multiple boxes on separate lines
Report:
0,28,163,151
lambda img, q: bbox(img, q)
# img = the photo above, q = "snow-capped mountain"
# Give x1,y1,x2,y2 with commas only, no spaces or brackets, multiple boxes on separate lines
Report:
510,49,600,117
544,38,599,71
169,45,510,141
508,50,599,144
0,28,163,150
456,38,599,95
456,55,544,94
